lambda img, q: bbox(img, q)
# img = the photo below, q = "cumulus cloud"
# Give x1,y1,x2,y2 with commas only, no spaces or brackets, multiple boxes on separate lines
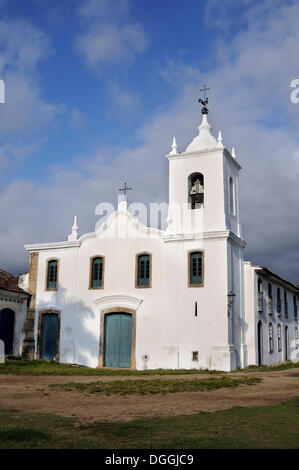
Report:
74,0,148,71
0,19,65,139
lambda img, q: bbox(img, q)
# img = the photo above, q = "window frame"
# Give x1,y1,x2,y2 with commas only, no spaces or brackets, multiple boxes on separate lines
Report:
229,176,236,216
135,252,152,289
188,250,204,288
89,255,105,290
277,324,282,352
268,322,274,353
293,294,298,320
45,258,59,291
295,327,299,350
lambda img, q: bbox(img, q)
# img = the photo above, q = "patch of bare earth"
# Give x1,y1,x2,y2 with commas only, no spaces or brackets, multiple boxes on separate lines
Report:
0,368,298,423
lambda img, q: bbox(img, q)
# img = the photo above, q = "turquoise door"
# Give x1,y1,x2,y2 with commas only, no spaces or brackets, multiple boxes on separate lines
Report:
41,314,59,361
104,313,132,368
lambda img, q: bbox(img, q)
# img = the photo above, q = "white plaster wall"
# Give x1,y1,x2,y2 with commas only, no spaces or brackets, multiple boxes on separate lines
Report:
0,297,27,356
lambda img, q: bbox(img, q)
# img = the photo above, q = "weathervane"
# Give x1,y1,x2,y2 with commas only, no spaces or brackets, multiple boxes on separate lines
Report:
199,84,210,114
119,182,132,201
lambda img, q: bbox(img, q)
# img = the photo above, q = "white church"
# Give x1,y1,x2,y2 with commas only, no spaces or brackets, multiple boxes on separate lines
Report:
2,98,299,371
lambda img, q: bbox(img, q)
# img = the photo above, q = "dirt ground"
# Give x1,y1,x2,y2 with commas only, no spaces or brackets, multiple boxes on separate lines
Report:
0,368,298,423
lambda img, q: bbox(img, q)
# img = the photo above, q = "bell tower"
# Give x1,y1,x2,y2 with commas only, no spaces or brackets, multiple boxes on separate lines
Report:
165,92,243,240
164,90,247,371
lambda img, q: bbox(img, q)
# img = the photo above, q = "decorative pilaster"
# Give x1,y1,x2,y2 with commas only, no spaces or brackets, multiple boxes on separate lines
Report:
22,252,39,359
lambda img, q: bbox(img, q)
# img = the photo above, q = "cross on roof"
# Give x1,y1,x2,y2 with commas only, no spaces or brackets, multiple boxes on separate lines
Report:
119,182,132,200
200,84,210,101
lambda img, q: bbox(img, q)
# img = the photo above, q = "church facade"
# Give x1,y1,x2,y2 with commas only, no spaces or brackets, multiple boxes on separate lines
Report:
18,110,299,371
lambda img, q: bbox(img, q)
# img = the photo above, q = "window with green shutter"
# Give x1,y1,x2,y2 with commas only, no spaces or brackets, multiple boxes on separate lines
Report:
91,257,103,288
189,252,203,286
137,254,151,287
47,260,58,290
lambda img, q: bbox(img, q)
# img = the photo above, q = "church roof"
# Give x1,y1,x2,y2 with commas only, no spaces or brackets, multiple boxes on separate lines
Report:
0,269,29,295
185,114,218,153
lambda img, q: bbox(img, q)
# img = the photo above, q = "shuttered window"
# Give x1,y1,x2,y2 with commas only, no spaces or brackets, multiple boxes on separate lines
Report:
269,323,274,353
190,252,203,286
91,257,103,288
277,324,282,352
47,260,58,290
137,254,150,287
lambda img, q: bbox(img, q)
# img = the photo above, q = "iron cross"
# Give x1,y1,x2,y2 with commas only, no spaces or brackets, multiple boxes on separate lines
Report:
200,84,210,101
119,182,132,199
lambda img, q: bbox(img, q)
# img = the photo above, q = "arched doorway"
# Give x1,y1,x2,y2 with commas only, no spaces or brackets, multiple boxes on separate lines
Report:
104,313,132,368
0,308,15,355
257,321,263,366
285,326,289,361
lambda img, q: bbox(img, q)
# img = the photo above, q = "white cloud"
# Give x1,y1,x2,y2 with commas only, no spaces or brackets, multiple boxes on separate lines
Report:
68,107,85,130
0,19,65,139
74,0,148,71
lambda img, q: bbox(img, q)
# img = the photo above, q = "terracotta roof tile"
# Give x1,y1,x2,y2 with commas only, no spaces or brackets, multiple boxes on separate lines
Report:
0,269,29,295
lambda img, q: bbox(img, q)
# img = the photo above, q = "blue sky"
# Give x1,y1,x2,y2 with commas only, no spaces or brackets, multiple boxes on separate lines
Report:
1,0,299,283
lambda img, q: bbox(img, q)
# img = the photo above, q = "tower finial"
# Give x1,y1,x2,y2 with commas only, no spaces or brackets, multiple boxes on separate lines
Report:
68,215,79,241
170,136,178,155
217,130,224,148
199,84,210,115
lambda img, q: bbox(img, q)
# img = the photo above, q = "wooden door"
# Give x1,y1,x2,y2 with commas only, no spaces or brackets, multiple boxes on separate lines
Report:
104,313,132,368
41,314,59,361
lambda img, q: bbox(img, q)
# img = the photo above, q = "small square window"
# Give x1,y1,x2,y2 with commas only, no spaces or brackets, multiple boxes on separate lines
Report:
192,351,199,362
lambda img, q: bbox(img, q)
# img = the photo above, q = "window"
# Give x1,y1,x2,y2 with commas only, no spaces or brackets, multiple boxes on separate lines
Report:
192,351,199,362
293,295,298,320
277,288,281,315
90,257,104,289
267,283,273,315
295,327,299,349
269,323,274,353
189,252,204,287
46,260,58,290
284,291,288,318
188,173,204,209
258,278,263,313
277,324,282,352
136,253,151,288
229,177,235,215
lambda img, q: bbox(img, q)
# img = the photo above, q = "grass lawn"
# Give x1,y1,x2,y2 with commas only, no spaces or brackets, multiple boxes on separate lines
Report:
0,399,298,449
0,358,298,376
49,376,260,395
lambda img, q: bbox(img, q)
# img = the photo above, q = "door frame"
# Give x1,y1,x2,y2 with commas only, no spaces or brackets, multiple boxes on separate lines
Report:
98,307,136,369
285,326,289,361
257,320,263,366
0,308,15,355
37,309,61,361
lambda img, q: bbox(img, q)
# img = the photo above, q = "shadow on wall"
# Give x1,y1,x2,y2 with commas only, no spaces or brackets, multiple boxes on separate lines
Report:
37,286,100,368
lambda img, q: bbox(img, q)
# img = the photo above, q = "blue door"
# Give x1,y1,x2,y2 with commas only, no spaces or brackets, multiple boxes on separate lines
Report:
0,309,14,355
104,313,132,368
41,314,59,361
